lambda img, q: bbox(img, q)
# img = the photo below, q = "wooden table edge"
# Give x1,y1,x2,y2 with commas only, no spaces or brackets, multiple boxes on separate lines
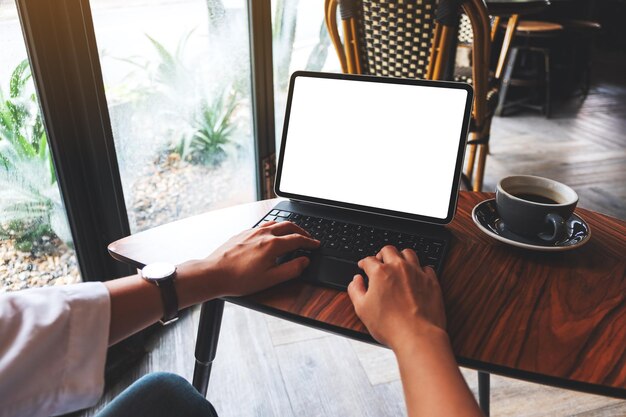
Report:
223,294,626,399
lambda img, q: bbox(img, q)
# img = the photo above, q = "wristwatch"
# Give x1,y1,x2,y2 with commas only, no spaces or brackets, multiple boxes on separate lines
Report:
141,262,179,325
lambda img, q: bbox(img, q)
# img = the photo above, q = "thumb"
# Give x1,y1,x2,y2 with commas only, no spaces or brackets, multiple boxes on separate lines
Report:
347,274,367,312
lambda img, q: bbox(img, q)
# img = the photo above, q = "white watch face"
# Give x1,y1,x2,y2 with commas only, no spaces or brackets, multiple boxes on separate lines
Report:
142,262,176,281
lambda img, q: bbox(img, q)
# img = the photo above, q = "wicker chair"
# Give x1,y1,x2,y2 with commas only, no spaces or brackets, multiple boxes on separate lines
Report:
324,0,493,192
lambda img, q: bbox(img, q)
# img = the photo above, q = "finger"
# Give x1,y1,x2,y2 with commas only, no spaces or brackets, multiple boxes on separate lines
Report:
357,256,382,276
258,220,276,228
269,256,311,284
271,234,320,254
422,264,436,275
400,248,419,264
357,255,381,270
378,245,402,263
347,274,367,312
268,221,312,238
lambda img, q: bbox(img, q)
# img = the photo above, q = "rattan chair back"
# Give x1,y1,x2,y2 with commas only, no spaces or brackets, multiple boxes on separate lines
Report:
356,0,439,79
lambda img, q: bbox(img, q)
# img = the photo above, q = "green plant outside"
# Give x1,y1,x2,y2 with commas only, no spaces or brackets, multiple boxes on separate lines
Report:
117,32,241,168
176,88,239,166
0,59,69,252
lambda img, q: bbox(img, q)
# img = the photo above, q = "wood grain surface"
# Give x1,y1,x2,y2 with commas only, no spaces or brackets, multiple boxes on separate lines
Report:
108,192,626,398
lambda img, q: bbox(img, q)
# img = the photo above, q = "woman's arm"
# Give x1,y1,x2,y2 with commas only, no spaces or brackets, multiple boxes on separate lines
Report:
0,220,318,417
347,246,483,417
105,220,319,345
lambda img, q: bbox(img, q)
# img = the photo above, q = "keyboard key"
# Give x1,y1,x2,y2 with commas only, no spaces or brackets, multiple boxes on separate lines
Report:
264,215,277,221
269,209,279,216
325,241,339,249
277,211,291,218
339,236,352,244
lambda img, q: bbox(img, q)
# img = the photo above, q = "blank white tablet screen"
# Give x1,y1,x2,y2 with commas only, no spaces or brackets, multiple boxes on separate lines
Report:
278,75,469,220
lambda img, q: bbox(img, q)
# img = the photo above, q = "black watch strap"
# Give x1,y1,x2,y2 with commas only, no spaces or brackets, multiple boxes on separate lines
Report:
156,278,179,325
141,263,179,325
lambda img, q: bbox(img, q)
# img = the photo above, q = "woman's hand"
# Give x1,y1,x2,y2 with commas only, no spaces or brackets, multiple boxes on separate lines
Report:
348,246,483,417
347,245,446,351
106,221,319,346
192,221,320,297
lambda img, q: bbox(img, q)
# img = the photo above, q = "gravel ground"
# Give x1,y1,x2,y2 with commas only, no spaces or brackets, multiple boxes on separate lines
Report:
0,238,80,293
128,153,253,233
1,154,253,292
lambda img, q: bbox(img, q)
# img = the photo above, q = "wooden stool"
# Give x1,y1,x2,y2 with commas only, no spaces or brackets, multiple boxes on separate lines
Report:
496,20,564,118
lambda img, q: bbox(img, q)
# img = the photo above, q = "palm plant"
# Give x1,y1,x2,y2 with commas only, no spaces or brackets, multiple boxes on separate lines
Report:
176,88,239,167
123,33,240,167
108,30,244,169
0,59,70,251
0,60,50,175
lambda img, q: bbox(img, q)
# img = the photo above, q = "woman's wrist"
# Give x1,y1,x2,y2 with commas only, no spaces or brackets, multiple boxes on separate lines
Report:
175,259,223,308
389,319,450,356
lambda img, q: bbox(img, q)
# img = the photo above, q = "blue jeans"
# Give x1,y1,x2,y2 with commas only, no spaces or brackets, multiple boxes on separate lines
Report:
96,372,218,417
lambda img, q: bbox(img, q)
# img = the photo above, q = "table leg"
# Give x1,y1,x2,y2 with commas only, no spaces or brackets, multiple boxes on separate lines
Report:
478,371,490,416
192,299,225,396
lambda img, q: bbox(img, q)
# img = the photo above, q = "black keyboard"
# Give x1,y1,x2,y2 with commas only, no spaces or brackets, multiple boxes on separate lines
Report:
258,209,445,269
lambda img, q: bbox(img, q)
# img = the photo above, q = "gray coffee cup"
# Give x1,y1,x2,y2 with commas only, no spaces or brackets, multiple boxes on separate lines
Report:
496,176,579,242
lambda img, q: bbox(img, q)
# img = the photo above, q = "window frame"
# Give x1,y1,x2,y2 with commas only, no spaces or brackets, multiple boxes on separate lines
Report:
15,0,134,281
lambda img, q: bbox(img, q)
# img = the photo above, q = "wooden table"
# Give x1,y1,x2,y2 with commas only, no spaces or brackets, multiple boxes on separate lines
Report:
108,192,626,402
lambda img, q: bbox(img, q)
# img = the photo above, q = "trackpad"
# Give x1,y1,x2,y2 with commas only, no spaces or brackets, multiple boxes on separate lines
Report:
304,256,362,290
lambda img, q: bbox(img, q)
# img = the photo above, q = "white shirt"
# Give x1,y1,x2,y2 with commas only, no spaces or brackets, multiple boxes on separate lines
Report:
0,282,111,417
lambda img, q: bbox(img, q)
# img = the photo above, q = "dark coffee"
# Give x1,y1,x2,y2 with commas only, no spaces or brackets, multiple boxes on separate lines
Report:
514,193,558,205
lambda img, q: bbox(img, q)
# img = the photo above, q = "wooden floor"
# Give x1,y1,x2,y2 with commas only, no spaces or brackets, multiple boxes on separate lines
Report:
79,54,626,417
485,57,626,220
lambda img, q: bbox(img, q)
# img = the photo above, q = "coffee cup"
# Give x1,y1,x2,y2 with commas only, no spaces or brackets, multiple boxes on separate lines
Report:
496,175,578,243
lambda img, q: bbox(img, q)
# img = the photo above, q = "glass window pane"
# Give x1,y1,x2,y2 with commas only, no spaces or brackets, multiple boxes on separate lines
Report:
0,1,81,292
91,0,256,233
272,0,341,148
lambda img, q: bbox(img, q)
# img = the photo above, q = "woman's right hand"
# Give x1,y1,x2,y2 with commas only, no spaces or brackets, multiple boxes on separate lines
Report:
347,245,447,351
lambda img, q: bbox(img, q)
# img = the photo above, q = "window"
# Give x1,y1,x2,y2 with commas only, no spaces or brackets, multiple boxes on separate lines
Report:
91,0,257,232
0,0,81,291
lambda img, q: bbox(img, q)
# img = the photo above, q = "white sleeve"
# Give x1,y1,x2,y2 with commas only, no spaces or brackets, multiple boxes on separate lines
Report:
0,282,111,417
